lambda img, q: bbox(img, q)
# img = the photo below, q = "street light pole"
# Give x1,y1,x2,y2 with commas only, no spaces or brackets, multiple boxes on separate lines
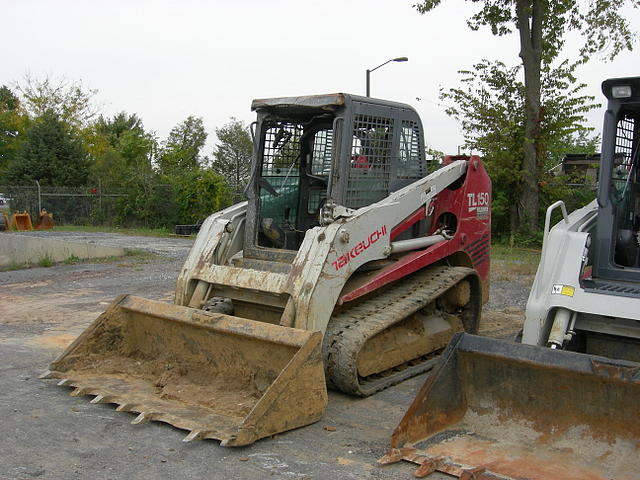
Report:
365,56,408,97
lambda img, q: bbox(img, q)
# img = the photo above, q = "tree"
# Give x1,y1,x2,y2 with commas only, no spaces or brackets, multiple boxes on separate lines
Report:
157,116,208,175
0,85,28,182
15,75,98,130
86,112,154,189
94,112,144,146
6,111,90,186
441,59,598,235
171,169,231,224
416,0,639,231
211,118,253,194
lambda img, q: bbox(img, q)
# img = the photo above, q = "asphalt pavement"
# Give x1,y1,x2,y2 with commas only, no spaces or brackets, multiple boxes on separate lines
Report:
0,232,431,480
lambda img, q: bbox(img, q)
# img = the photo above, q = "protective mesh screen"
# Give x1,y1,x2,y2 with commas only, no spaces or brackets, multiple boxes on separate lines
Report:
310,129,333,176
262,123,303,176
615,115,637,166
612,115,637,195
306,129,333,214
611,113,640,235
346,114,394,208
398,120,424,179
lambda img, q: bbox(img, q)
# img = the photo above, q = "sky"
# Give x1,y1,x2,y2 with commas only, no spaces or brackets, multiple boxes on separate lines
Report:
3,0,639,156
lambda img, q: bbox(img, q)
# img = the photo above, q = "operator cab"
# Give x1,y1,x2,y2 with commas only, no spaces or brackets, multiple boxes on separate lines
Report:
593,77,640,284
256,115,333,250
243,94,427,262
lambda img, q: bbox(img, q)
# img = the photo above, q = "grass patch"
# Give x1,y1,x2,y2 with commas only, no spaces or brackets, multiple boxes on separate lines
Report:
37,255,54,268
492,243,541,264
491,243,541,278
0,261,25,272
91,249,162,265
55,225,173,237
63,254,81,264
0,249,161,272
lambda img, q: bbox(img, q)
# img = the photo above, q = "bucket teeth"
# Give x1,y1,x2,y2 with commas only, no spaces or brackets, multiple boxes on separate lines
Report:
378,448,415,465
70,387,90,397
115,403,133,412
39,370,56,380
182,430,203,442
57,378,73,387
90,394,112,404
131,412,153,425
414,457,444,478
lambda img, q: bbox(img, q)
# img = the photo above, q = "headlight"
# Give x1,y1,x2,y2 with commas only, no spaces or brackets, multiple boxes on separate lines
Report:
612,85,632,98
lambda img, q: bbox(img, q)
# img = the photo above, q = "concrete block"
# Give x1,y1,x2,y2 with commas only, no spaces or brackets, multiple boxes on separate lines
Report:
0,233,126,267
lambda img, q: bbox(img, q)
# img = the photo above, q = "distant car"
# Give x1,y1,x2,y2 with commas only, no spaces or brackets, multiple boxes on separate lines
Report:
0,194,9,207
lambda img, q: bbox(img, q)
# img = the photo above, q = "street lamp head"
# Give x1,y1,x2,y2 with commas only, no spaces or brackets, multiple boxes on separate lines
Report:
366,56,409,97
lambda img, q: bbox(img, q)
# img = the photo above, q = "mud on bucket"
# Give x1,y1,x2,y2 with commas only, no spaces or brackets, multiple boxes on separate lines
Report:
380,333,640,480
43,295,328,446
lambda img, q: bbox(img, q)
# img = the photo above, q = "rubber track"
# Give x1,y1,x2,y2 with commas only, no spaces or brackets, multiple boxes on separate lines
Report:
323,265,476,397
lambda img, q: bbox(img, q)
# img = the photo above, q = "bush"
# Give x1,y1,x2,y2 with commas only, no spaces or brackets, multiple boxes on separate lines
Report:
170,170,232,225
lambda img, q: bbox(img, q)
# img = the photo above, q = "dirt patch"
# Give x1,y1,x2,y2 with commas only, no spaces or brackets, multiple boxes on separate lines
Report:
0,289,104,325
419,409,638,480
479,307,523,340
478,255,537,340
30,333,76,350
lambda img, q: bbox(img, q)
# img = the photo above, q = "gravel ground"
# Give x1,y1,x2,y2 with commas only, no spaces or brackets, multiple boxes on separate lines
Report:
0,232,533,480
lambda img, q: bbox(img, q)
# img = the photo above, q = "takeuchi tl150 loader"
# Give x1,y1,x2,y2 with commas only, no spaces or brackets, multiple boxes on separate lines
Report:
43,94,491,446
382,77,640,480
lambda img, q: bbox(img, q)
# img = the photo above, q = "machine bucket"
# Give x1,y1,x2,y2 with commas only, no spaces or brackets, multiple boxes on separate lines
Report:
9,212,33,231
43,295,328,446
380,333,640,480
35,210,54,230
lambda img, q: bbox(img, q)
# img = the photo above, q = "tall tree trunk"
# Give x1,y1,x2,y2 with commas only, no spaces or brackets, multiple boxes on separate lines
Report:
516,0,543,232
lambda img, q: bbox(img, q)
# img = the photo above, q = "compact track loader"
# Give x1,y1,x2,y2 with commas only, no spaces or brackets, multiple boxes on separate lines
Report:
44,94,491,446
382,78,640,479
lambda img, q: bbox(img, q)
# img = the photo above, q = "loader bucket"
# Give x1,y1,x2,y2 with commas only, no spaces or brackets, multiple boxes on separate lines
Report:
43,295,328,446
9,212,33,231
35,210,54,230
380,333,640,480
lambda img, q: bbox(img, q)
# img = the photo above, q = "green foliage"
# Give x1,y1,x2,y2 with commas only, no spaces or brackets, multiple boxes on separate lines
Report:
113,155,161,227
441,59,599,237
541,176,595,216
544,127,599,172
37,255,53,268
415,0,639,235
0,85,28,182
2,75,239,228
157,116,208,175
87,113,147,189
425,144,444,173
211,118,253,193
15,75,98,129
170,169,231,224
63,254,81,264
415,0,639,64
6,111,90,186
94,112,144,146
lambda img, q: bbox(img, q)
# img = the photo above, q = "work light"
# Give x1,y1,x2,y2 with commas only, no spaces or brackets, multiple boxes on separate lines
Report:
612,85,632,98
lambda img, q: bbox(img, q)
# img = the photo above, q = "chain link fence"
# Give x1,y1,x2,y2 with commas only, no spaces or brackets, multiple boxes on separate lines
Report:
0,184,177,228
